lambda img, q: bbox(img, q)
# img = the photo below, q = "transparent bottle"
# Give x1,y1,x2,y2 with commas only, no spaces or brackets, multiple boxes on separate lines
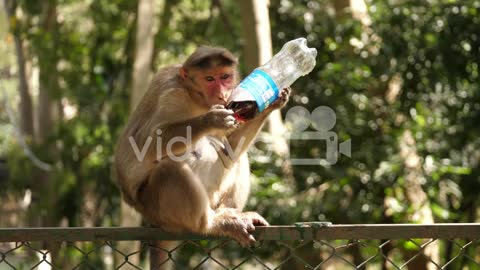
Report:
227,37,317,122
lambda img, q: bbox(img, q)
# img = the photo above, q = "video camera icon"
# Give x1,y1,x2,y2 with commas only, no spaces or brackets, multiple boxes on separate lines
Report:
285,106,351,166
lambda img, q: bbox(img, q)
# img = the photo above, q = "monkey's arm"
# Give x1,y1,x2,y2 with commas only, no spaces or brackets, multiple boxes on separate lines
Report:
152,115,211,159
223,111,270,163
222,87,291,163
139,105,235,161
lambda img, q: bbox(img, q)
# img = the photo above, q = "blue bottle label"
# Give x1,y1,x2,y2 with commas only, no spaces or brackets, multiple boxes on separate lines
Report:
237,69,279,112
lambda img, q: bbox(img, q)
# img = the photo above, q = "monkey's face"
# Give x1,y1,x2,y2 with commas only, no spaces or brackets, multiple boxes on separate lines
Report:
183,66,236,107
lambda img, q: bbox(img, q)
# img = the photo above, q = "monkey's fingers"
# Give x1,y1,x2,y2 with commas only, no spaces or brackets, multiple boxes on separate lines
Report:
270,91,289,109
238,216,257,234
283,86,292,95
247,234,256,246
237,229,256,247
242,212,270,227
224,116,239,129
210,104,226,110
212,108,234,116
279,88,290,101
270,99,282,108
245,221,255,232
205,108,237,129
241,227,257,245
251,216,269,227
208,105,233,115
225,224,256,247
225,115,236,122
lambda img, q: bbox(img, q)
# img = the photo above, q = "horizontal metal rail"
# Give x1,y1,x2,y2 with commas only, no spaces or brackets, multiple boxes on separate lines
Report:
1,223,479,242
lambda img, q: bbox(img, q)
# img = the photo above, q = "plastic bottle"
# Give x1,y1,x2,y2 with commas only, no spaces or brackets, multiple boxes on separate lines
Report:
226,37,317,122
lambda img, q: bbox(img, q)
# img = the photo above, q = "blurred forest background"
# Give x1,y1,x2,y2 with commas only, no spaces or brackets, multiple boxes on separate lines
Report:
0,0,479,268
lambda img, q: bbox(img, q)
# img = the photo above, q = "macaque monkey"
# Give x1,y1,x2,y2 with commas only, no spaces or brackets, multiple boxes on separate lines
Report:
114,46,290,267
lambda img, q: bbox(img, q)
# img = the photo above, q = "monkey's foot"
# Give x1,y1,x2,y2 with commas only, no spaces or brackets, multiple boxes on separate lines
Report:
240,211,269,227
211,209,268,247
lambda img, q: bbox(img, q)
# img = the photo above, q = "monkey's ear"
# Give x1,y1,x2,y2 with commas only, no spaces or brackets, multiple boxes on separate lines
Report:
179,67,188,80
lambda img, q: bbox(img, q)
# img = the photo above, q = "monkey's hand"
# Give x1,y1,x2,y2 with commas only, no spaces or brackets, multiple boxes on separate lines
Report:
267,87,292,112
212,209,269,247
204,105,238,130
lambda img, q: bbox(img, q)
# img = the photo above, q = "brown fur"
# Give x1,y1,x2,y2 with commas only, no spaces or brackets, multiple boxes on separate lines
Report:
114,47,290,269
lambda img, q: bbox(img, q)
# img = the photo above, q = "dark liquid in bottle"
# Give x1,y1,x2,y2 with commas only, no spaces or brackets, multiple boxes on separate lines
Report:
226,101,259,122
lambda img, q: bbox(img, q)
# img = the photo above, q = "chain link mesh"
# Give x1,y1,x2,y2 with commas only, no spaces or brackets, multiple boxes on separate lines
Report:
1,237,479,269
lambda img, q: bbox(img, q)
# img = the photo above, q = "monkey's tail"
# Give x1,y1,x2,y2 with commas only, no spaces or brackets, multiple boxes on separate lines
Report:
149,240,177,270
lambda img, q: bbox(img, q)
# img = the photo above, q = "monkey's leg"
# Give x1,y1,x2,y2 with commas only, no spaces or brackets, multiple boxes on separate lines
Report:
137,160,266,249
138,160,211,233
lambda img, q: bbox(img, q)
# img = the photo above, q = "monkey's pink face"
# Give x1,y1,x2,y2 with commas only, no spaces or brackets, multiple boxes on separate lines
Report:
192,66,236,106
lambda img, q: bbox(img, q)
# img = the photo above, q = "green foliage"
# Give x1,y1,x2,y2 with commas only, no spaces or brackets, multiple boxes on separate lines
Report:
254,0,480,225
1,0,480,234
2,0,249,228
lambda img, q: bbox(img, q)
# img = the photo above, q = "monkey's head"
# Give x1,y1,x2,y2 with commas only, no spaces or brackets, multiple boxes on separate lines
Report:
180,46,239,108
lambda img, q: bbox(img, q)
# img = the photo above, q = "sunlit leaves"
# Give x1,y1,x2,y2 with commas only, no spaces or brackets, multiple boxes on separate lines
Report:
261,0,480,225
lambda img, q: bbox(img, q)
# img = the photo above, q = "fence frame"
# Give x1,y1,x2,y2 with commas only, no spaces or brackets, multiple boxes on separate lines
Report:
1,223,479,242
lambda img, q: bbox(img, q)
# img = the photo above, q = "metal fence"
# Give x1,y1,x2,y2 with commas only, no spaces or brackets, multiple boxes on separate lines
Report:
0,224,479,269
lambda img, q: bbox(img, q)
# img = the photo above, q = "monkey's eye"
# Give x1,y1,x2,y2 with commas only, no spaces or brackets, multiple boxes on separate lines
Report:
205,76,215,82
221,74,231,80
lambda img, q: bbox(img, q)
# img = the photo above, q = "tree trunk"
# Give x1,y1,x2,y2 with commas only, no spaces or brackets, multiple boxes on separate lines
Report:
130,0,155,109
238,0,293,183
399,130,439,270
116,0,156,267
37,0,59,145
3,0,34,137
338,1,440,268
37,79,55,144
238,0,273,73
152,0,174,68
37,2,62,268
16,38,35,137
